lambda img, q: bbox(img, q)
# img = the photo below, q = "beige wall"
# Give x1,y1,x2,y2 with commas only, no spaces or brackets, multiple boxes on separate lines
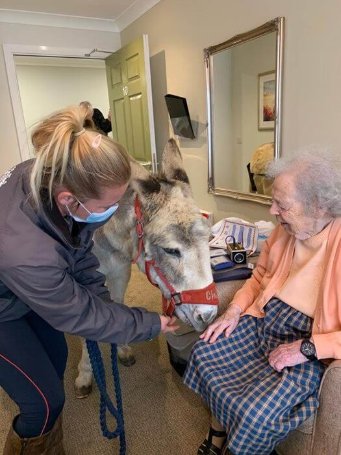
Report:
0,23,120,172
2,1,341,223
121,0,341,223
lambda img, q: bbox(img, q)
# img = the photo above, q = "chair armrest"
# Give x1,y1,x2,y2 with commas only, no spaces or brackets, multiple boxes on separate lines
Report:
216,280,246,315
311,360,341,454
215,256,259,315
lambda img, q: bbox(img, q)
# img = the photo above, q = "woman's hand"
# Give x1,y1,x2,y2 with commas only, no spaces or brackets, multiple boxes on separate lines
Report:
160,315,180,334
268,340,308,372
199,303,242,343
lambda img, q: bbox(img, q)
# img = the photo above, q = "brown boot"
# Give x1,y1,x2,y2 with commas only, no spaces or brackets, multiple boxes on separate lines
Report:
3,415,65,454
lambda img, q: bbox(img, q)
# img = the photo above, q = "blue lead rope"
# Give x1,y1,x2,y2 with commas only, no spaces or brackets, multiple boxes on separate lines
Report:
86,340,126,455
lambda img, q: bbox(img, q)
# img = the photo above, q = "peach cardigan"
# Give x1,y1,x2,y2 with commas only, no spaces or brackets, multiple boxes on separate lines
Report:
233,218,341,360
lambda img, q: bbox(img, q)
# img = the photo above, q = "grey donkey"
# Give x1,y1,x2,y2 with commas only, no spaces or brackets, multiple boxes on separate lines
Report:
75,139,218,398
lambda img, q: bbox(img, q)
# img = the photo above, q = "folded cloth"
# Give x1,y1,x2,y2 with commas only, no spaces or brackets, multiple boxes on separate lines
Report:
209,218,258,255
255,220,276,253
212,265,253,282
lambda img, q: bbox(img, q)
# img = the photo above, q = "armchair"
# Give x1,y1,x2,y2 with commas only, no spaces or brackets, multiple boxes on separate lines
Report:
277,359,341,455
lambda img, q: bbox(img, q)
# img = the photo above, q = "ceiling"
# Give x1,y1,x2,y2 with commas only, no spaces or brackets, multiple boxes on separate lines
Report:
0,0,160,31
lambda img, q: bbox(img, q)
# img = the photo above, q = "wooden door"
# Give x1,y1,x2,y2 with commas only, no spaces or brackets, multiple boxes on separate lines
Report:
105,36,156,171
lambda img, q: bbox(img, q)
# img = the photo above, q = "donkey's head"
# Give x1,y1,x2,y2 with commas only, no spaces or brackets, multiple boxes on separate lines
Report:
130,139,218,331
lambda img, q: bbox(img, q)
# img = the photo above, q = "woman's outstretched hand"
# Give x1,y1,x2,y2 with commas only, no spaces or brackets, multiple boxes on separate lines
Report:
160,315,180,334
200,303,242,343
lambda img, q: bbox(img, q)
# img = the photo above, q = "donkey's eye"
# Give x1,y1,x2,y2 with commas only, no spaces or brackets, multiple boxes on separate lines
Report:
162,247,181,258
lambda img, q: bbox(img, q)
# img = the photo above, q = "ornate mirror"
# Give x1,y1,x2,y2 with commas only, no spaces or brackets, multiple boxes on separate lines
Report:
205,17,284,204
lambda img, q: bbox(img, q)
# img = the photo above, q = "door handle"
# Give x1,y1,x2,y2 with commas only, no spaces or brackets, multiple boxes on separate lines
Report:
122,86,128,96
139,161,152,169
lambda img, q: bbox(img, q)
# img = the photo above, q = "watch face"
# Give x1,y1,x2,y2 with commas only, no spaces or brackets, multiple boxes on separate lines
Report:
301,340,316,358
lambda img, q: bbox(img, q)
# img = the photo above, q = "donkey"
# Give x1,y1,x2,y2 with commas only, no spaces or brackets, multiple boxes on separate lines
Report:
75,139,218,397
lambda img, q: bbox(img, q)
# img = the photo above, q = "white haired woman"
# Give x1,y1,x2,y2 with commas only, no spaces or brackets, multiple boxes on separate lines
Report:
0,105,177,454
184,150,341,455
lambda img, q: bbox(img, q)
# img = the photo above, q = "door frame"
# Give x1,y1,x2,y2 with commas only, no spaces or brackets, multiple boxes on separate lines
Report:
3,39,157,170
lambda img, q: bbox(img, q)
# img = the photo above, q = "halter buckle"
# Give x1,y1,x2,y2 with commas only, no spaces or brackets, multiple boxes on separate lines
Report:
171,293,182,305
136,220,144,238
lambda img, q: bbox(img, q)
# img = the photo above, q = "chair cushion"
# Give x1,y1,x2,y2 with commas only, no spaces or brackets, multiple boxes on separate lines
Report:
295,414,314,434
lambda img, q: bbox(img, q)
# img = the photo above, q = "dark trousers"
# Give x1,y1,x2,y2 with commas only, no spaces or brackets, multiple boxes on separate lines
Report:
0,311,68,437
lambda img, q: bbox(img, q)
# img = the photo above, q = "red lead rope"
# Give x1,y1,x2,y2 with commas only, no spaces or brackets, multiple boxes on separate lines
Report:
131,195,219,316
131,196,144,264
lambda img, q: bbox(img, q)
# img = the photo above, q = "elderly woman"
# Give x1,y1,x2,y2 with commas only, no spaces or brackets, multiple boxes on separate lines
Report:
184,150,341,455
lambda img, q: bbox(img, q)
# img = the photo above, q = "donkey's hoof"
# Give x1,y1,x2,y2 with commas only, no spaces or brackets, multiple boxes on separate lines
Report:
75,383,92,399
118,355,136,367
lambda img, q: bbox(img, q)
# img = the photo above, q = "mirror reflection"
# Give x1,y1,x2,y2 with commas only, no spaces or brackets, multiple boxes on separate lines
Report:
206,18,284,203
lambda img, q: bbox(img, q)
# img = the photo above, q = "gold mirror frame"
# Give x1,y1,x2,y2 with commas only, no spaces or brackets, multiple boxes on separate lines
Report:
205,17,285,205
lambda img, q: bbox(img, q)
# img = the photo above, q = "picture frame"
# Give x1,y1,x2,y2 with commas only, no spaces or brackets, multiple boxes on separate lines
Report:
258,71,276,130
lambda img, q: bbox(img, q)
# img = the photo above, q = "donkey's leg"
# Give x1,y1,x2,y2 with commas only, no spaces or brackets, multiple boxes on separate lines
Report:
75,257,134,396
75,338,93,398
104,261,135,367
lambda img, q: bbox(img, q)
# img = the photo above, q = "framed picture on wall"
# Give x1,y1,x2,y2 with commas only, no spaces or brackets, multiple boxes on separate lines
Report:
258,71,276,130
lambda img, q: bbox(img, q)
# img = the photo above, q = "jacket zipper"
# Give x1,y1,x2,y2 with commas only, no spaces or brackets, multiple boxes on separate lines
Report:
20,439,28,454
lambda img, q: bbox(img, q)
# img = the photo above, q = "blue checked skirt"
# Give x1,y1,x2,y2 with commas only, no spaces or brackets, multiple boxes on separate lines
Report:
183,298,326,455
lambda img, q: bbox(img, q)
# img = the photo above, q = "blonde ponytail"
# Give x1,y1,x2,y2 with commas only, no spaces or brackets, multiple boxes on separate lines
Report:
30,105,131,207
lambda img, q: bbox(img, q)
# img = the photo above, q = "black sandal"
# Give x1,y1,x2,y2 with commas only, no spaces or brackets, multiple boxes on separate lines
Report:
197,427,227,455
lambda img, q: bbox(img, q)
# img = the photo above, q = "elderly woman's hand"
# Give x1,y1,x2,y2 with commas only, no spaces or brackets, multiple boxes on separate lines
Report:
199,303,242,343
268,340,309,372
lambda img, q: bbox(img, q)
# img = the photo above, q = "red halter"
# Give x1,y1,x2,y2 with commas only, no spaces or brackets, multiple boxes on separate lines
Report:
131,195,219,316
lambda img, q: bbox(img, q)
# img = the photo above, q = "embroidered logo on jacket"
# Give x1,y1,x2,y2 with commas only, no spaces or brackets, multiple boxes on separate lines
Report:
0,166,16,188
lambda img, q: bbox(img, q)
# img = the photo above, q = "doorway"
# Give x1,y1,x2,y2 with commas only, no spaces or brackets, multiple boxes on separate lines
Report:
14,55,111,157
3,39,157,171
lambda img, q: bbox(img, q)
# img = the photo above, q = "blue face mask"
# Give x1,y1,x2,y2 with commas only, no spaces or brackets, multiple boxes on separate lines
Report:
66,199,119,223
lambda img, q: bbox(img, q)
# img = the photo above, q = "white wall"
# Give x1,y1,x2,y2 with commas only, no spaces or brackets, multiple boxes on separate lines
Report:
15,57,110,156
0,22,120,173
121,0,341,223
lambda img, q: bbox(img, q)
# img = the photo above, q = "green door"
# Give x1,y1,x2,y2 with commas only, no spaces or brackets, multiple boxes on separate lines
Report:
105,36,156,171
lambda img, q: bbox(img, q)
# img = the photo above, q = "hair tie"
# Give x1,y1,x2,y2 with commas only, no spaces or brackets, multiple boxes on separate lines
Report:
92,134,102,149
74,128,86,137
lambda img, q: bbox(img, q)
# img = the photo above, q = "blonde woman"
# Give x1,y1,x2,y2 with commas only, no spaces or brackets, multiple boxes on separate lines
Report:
0,106,177,454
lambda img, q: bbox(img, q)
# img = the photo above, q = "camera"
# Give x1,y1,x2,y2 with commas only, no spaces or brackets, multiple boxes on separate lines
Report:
226,242,247,264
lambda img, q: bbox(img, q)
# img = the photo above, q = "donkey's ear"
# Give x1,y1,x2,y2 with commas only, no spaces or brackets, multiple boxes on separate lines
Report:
131,176,161,196
161,139,190,184
129,156,150,180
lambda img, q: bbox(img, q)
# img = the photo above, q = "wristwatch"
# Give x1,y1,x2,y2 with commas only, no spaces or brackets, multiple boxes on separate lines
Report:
300,338,317,361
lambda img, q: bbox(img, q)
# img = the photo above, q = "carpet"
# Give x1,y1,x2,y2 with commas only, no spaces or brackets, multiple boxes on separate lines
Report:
0,265,209,454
